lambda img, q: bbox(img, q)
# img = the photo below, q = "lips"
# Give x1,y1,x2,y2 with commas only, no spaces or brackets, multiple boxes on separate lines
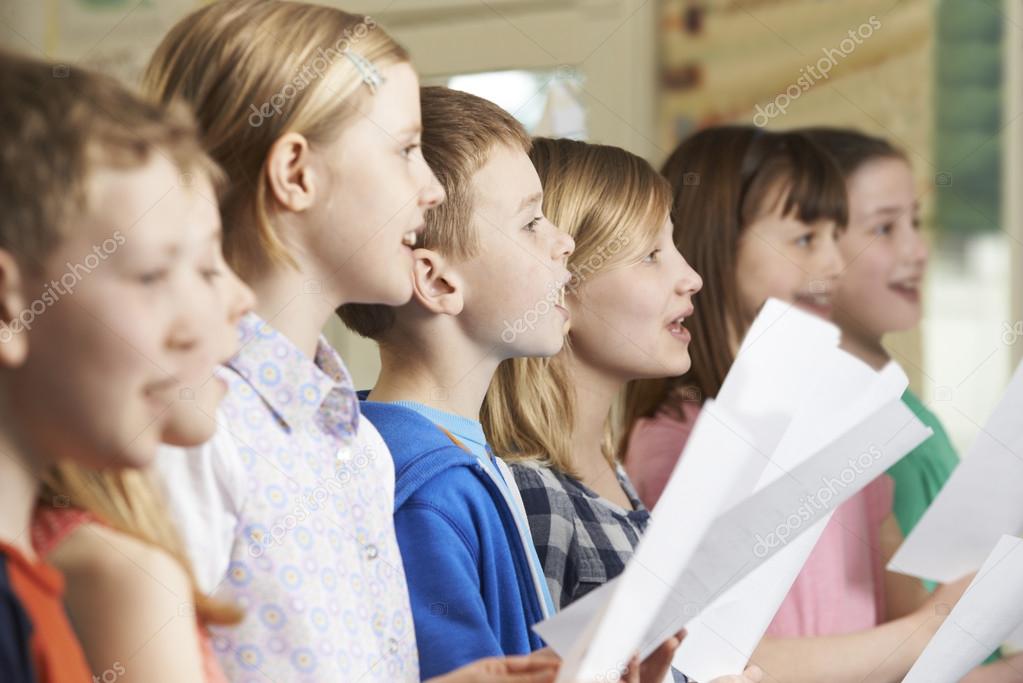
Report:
794,292,832,318
889,279,922,304
402,222,427,249
667,306,694,342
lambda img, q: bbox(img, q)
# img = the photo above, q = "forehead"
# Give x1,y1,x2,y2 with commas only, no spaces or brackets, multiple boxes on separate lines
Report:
470,143,541,222
72,156,219,259
848,158,915,207
350,62,421,139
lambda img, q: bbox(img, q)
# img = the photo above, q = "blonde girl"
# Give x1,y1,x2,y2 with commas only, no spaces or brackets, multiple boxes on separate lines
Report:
140,2,560,682
483,137,761,683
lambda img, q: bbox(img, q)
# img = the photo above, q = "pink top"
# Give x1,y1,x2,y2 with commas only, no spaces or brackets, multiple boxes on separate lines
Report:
31,506,229,683
624,403,894,637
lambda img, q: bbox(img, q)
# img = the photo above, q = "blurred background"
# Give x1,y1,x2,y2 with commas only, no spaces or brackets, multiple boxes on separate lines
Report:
2,0,1020,453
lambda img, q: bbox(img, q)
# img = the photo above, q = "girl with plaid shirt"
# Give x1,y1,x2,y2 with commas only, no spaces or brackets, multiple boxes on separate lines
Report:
482,138,760,683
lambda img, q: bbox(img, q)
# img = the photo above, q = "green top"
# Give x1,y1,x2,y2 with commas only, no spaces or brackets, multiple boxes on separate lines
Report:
887,389,960,541
888,390,1001,663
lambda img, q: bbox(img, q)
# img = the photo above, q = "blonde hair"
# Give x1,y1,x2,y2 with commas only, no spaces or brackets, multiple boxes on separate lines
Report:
141,0,409,280
339,86,532,340
482,138,672,476
41,466,243,625
0,49,219,273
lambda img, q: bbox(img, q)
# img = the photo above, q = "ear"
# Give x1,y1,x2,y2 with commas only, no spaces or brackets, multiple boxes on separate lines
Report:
265,131,317,212
0,249,29,367
410,248,463,316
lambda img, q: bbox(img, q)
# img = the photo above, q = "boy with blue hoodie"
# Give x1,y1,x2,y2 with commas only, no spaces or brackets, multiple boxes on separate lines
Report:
339,87,684,681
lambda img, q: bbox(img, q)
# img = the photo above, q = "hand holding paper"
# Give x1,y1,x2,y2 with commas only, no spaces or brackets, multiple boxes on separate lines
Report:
890,360,1023,584
903,535,1023,683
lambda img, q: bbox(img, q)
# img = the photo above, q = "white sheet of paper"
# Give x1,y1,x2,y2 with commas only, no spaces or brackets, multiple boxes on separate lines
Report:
889,360,1023,584
536,300,837,674
673,355,911,680
535,399,761,679
904,534,1023,683
538,399,931,680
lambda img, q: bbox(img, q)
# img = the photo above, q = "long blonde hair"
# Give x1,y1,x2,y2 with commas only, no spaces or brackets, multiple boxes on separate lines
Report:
141,0,410,279
482,138,671,476
41,466,243,625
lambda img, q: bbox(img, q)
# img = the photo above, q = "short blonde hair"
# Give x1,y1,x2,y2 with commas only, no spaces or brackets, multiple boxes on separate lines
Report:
0,49,219,272
482,138,672,476
142,0,409,280
338,86,531,340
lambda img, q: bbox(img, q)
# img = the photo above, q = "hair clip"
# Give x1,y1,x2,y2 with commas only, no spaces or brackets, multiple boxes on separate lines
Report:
343,49,385,94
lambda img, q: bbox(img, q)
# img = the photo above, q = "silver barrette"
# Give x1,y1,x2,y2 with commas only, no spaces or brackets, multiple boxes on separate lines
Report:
342,49,385,94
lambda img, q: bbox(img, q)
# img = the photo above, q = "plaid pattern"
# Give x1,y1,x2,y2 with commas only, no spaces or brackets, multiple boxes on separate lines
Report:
508,461,651,609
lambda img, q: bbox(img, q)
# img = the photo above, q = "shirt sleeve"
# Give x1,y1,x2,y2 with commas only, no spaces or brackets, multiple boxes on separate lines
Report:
393,498,502,679
510,466,575,609
0,581,35,683
152,421,246,594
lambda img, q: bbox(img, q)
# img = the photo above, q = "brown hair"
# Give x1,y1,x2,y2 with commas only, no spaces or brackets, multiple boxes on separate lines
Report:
623,126,848,439
142,0,409,280
338,86,532,340
0,49,239,626
801,127,907,179
0,48,219,273
482,138,672,475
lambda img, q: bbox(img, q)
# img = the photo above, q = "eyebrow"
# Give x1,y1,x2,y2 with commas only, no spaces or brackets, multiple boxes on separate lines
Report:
870,203,919,218
517,192,543,214
396,122,422,139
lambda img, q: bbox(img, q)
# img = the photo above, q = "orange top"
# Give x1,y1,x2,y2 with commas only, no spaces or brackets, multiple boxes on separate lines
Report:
32,506,228,683
0,539,91,682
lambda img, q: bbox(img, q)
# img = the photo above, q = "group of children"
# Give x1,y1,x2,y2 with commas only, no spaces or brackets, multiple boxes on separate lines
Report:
1,1,1018,682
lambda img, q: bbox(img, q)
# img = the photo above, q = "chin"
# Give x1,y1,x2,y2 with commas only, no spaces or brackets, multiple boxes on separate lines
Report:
162,413,218,447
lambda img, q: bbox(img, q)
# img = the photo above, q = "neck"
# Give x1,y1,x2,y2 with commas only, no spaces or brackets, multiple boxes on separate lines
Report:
0,423,41,558
370,331,502,421
838,324,890,371
564,353,625,475
247,265,340,360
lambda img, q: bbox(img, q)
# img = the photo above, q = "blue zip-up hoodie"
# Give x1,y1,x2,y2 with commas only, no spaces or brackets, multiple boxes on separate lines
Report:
360,400,545,679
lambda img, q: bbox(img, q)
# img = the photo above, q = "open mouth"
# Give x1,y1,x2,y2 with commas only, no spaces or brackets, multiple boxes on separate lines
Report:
402,223,426,249
889,279,921,303
667,307,694,342
794,291,832,316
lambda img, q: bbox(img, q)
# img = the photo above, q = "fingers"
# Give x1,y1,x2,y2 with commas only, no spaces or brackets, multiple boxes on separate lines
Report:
501,653,561,674
623,655,641,683
743,665,764,682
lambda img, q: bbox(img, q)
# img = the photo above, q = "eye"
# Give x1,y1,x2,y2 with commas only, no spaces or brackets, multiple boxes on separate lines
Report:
201,266,223,283
643,248,661,263
795,233,814,247
138,268,169,286
524,216,542,233
874,222,894,237
401,143,421,160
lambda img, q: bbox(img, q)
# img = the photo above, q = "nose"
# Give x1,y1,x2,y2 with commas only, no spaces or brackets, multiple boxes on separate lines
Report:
904,228,929,267
821,235,845,281
676,254,703,296
419,163,445,210
167,314,201,354
554,224,575,262
226,266,255,324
